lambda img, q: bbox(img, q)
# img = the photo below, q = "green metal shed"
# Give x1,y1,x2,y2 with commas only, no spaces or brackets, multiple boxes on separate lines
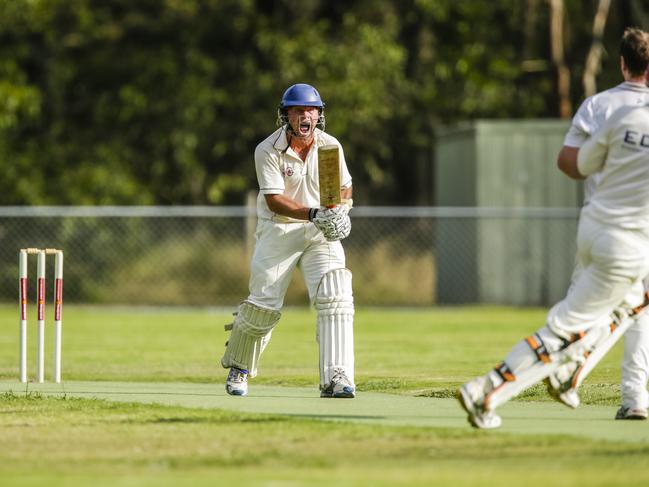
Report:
435,119,581,306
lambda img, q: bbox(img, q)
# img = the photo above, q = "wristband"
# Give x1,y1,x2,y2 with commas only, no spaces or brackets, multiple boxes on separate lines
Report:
308,208,319,221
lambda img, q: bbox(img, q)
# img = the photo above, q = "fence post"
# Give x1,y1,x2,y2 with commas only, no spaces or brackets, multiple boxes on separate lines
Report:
245,191,257,261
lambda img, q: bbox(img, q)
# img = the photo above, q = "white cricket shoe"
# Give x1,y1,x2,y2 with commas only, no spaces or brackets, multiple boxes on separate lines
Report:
457,378,502,429
544,377,580,409
615,406,648,420
320,368,355,398
225,367,248,396
544,363,581,409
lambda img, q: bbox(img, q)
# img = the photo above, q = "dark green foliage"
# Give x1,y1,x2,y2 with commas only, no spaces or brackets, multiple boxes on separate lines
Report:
0,0,643,205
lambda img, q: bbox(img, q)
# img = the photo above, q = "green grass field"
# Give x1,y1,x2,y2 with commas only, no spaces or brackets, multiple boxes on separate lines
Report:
1,304,648,486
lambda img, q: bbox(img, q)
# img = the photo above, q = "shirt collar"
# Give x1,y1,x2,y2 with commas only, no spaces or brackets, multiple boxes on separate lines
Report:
620,81,649,92
273,126,324,159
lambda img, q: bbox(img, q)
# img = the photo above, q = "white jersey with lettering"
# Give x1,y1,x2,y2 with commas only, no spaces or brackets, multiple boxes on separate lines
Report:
564,93,649,411
578,103,649,229
564,82,649,201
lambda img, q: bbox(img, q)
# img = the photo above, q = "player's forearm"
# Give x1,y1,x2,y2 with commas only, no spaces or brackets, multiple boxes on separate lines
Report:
265,186,353,221
557,146,586,180
264,194,311,220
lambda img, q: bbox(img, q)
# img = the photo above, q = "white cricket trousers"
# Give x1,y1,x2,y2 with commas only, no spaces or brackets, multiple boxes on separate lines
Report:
493,210,649,410
547,210,649,338
565,220,649,410
622,310,649,408
247,219,346,309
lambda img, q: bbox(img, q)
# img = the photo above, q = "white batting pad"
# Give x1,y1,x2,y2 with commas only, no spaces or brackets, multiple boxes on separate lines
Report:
571,306,648,391
221,301,281,378
315,268,355,387
483,325,586,411
547,294,649,399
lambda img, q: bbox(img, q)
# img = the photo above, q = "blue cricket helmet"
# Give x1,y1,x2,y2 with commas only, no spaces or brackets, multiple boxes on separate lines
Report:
279,83,325,109
277,83,326,132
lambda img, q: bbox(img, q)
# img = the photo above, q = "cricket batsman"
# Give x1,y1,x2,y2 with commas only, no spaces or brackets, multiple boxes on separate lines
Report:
220,83,356,398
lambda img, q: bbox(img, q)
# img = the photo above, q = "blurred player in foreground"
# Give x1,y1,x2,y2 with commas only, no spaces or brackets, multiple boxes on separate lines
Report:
220,83,356,398
549,27,649,420
458,99,649,429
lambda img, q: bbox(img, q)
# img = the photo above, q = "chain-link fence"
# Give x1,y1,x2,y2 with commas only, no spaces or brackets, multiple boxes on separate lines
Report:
0,206,579,307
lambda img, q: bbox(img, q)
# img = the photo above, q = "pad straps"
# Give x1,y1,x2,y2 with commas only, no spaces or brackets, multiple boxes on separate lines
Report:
525,334,553,363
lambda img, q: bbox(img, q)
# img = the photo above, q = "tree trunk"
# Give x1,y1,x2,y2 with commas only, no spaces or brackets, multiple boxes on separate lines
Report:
549,0,572,118
583,0,611,97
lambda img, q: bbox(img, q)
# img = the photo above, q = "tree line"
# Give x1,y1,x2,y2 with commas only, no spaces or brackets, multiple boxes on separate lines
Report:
0,0,645,206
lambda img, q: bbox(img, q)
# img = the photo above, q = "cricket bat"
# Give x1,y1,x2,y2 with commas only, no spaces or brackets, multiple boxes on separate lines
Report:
318,145,341,207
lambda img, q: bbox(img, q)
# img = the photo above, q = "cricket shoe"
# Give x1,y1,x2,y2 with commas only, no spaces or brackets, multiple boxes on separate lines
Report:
320,368,355,398
225,367,249,396
456,378,502,429
544,378,580,409
544,363,581,409
615,406,648,420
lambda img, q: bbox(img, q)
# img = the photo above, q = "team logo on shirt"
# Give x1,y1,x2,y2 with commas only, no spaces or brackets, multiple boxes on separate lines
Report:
283,167,295,177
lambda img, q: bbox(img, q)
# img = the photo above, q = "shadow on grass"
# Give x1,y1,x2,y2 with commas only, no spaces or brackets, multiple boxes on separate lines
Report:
286,413,385,421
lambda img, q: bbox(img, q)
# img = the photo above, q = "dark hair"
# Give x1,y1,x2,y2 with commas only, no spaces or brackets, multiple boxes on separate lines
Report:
620,27,649,76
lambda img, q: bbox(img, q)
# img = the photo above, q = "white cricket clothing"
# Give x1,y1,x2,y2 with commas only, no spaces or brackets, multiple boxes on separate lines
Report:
225,125,356,385
547,210,649,335
220,301,280,378
564,82,649,201
474,104,649,419
548,104,649,336
622,312,649,409
564,82,649,147
562,84,649,409
254,127,352,222
572,107,649,407
315,268,355,388
578,104,649,229
242,209,352,383
248,219,347,309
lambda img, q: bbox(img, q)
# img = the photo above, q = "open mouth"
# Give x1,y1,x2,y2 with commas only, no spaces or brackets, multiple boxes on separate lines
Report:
298,119,314,135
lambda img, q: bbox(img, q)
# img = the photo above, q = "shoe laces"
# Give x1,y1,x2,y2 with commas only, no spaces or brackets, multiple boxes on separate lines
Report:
331,367,351,386
228,368,248,383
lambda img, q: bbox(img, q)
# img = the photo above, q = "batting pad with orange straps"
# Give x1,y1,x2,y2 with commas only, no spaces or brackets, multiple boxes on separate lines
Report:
483,292,649,412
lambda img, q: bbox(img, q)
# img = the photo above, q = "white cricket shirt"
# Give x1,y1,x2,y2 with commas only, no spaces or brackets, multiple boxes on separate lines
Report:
254,127,352,221
564,82,649,200
578,104,649,229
